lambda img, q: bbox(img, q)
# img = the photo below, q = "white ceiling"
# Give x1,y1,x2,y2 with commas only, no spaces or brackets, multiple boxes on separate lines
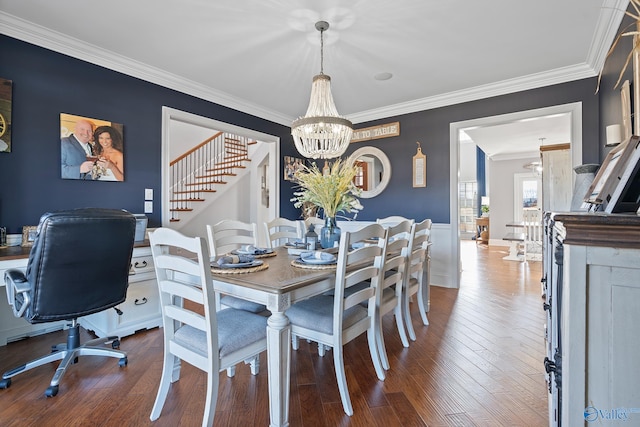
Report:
0,0,626,153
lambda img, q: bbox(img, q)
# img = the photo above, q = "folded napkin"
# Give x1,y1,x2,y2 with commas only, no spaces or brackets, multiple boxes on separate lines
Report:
285,240,306,248
216,254,254,266
300,251,336,263
239,245,268,255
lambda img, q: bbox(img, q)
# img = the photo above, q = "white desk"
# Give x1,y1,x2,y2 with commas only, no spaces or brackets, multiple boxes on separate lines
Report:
211,246,337,427
0,242,161,345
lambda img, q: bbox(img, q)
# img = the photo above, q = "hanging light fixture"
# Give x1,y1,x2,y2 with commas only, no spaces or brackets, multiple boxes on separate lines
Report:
291,21,353,159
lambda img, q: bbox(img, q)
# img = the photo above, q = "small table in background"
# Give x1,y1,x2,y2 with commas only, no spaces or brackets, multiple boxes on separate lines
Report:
503,222,526,261
476,217,490,244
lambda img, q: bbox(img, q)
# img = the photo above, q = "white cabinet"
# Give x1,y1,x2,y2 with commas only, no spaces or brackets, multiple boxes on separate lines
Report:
0,245,161,345
545,213,640,426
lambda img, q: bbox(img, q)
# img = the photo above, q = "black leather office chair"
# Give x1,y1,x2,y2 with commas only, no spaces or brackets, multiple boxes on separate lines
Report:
0,208,136,397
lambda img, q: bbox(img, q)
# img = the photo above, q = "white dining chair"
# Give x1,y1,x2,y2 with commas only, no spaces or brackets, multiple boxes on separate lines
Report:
286,223,388,416
403,218,432,340
148,228,267,427
301,216,325,235
263,217,303,249
206,220,267,315
376,215,415,227
374,219,413,369
206,219,258,257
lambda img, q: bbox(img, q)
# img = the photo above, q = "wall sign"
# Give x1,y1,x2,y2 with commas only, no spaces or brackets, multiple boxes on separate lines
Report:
350,122,400,143
413,142,426,188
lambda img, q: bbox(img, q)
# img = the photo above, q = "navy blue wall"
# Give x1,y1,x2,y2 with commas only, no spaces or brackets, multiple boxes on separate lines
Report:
0,31,620,232
0,35,294,233
344,77,601,223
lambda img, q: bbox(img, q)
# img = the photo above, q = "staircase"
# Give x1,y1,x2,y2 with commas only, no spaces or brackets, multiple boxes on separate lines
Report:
169,131,256,222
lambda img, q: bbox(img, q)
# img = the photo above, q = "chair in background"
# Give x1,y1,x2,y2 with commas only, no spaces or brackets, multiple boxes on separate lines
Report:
206,220,266,314
148,228,267,427
263,217,303,248
301,216,325,235
206,219,258,257
376,215,415,227
403,219,432,341
0,208,136,397
373,219,413,370
523,208,543,261
286,223,388,416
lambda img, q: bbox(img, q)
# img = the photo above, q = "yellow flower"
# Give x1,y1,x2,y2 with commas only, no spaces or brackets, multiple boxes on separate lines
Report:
290,158,362,218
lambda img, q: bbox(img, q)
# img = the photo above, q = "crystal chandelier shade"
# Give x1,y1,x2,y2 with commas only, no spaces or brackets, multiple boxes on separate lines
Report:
291,21,353,160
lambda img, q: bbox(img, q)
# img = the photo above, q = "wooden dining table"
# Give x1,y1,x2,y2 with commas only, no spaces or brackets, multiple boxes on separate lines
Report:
210,246,338,427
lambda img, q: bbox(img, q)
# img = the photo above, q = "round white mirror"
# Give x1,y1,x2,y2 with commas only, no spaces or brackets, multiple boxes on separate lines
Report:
348,146,391,198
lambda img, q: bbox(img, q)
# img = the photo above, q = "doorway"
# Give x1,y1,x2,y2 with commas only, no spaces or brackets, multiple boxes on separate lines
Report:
514,172,541,221
161,107,280,238
449,102,583,288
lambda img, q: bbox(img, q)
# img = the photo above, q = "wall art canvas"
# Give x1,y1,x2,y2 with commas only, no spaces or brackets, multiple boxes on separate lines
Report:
0,78,12,153
60,113,124,181
284,156,304,181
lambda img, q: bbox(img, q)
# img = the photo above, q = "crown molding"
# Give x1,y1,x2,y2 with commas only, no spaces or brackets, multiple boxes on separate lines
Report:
350,1,626,124
349,63,597,124
0,12,293,126
1,2,628,128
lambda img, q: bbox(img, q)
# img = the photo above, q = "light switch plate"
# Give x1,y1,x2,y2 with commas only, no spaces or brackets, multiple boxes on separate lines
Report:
144,201,153,213
145,188,153,200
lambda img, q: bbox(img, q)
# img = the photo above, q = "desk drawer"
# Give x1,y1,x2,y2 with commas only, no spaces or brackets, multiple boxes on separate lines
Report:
117,279,160,329
81,278,161,338
130,254,154,275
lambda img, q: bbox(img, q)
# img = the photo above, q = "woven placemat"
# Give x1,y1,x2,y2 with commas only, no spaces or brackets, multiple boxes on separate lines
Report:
211,262,269,274
290,259,337,270
253,251,277,259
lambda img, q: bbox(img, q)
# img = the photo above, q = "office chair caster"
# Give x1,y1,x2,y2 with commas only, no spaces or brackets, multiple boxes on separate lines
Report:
111,339,120,349
119,357,127,367
45,385,58,397
0,378,11,389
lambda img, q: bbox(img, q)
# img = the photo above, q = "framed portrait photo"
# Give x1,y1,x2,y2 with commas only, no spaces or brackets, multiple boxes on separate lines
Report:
60,113,124,181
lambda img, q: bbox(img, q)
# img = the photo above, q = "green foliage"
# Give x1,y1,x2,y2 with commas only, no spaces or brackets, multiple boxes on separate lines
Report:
290,158,362,218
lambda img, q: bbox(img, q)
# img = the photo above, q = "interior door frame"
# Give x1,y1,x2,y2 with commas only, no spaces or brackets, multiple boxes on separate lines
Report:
449,102,582,288
161,106,280,228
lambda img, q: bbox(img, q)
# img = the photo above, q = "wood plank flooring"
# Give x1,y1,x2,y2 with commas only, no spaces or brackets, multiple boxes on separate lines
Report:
0,241,547,426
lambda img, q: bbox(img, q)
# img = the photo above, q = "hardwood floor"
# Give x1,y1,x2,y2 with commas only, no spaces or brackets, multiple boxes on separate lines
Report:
0,241,547,426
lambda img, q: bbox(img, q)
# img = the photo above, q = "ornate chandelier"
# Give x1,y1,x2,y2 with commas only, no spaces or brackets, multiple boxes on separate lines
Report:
291,21,353,160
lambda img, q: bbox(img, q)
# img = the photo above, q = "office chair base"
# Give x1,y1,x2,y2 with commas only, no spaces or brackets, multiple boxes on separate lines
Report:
0,324,128,397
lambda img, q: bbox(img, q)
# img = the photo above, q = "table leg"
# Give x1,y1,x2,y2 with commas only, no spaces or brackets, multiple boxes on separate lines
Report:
267,310,291,427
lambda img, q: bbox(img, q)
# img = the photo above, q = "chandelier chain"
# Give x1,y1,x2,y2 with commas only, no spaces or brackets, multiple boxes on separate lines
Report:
320,27,324,75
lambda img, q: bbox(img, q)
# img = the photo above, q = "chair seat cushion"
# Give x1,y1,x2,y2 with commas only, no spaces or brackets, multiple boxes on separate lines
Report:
220,295,267,314
174,308,267,358
286,295,368,335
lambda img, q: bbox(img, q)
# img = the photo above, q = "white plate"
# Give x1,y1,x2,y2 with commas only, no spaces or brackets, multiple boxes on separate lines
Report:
217,260,264,269
299,253,336,265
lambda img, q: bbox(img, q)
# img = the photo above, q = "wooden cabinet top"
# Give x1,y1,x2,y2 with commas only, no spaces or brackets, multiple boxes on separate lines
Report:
0,240,150,262
552,212,640,249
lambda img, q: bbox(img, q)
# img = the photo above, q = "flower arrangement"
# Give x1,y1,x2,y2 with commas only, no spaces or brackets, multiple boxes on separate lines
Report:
290,158,363,218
